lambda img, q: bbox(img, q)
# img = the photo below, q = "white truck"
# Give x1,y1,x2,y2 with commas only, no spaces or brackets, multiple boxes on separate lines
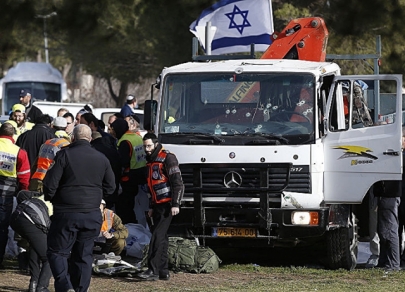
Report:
143,18,403,270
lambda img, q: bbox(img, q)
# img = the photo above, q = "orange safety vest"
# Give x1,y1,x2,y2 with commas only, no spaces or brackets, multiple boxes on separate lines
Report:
100,209,114,235
31,138,70,180
147,150,172,204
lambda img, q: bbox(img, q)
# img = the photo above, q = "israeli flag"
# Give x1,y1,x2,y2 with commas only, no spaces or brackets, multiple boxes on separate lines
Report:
190,0,274,54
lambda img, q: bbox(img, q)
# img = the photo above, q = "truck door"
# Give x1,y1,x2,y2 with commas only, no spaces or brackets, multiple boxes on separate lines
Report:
323,75,402,203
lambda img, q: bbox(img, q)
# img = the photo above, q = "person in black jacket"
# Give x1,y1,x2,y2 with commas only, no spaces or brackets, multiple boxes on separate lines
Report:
43,124,115,292
91,131,121,209
137,133,184,281
10,190,52,292
16,114,56,167
19,89,43,123
374,178,402,272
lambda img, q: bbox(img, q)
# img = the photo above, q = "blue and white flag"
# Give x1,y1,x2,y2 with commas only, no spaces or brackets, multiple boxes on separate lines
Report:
190,0,274,54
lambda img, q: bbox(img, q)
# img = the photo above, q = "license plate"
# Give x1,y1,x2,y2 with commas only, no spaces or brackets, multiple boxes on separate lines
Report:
212,227,256,238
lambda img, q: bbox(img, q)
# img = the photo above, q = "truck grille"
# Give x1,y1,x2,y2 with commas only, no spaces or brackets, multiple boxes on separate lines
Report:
180,163,310,197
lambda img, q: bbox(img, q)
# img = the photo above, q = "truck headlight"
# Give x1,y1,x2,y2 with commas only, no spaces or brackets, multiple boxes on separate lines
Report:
291,211,319,225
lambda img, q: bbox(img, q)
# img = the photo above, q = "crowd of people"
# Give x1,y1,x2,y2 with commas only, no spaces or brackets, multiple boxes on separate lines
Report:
0,90,184,292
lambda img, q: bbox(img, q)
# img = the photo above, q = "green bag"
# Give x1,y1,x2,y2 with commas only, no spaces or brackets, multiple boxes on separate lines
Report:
192,246,221,273
168,237,198,272
141,237,221,273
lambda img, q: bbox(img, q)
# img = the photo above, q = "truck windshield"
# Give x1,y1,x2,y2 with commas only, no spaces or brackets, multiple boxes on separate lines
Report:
159,73,315,145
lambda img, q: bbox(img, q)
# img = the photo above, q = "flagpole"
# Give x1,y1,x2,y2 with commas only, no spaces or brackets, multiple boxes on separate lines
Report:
205,21,212,55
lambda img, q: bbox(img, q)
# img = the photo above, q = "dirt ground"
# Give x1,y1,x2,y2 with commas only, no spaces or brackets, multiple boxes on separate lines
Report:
0,246,325,292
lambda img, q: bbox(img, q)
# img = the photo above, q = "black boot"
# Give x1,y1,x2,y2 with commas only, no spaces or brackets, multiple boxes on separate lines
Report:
28,280,37,292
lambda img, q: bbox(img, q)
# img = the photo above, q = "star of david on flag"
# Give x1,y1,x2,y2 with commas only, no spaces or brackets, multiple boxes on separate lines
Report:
190,0,274,54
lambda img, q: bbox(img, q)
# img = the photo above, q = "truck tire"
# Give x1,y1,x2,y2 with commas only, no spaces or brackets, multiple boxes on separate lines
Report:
326,213,358,270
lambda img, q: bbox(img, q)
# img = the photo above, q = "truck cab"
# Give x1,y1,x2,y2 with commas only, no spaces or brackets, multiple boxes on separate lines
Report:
145,57,402,270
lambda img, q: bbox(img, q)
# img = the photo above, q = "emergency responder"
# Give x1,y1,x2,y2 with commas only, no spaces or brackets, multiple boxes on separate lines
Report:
136,133,184,281
110,118,146,224
29,117,71,204
19,89,43,123
43,124,115,292
4,120,21,141
10,103,35,135
97,199,128,256
10,190,51,292
0,123,30,269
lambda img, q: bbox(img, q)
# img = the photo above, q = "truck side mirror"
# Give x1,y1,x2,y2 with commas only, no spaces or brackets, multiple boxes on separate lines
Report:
144,100,158,131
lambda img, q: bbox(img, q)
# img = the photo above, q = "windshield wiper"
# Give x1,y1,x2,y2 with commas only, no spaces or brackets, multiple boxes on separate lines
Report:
169,132,225,144
244,133,289,145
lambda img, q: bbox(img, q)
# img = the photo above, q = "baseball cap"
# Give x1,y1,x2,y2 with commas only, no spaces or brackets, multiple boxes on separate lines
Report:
12,103,26,113
19,89,31,97
53,117,68,128
126,95,135,101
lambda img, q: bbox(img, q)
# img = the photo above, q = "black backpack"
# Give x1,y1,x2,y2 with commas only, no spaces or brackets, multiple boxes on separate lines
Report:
10,197,51,234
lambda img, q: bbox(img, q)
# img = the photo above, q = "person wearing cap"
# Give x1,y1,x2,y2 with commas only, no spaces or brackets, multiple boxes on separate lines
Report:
29,117,71,204
16,114,56,168
0,123,30,270
110,118,147,224
4,120,21,141
107,113,124,135
19,89,43,123
120,95,138,118
96,199,128,256
43,124,115,292
10,190,52,292
10,103,35,135
52,116,71,142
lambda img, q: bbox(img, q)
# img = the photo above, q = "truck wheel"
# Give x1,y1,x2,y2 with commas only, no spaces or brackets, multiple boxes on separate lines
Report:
326,213,358,270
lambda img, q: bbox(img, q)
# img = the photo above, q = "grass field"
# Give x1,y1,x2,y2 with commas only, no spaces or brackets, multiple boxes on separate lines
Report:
2,256,405,292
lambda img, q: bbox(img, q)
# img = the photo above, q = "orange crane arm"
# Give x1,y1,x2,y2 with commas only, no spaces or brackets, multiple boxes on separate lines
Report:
261,17,329,62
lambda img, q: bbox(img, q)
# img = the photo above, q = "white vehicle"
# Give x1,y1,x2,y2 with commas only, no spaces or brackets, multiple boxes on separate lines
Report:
0,62,68,116
33,101,91,119
144,52,402,269
92,108,145,133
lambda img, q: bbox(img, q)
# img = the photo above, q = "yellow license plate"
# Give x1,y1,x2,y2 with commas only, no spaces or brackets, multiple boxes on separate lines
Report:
212,227,256,238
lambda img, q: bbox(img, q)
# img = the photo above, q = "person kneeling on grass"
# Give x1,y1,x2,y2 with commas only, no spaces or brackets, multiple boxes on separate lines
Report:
97,200,128,256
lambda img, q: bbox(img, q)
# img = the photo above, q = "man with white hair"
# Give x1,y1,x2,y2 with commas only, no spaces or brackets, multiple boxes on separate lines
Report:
43,124,115,292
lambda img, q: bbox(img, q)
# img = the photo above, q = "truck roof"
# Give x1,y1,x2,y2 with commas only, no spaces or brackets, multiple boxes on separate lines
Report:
162,59,341,76
2,62,63,83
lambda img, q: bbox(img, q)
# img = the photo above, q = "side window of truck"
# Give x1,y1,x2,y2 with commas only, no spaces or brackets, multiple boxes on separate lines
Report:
329,79,399,131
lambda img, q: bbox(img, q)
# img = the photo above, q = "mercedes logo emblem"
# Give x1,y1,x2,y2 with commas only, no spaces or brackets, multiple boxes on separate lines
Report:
223,171,242,188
